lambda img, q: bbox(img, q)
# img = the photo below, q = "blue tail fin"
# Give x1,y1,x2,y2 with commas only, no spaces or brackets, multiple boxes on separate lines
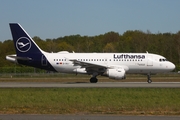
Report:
9,23,42,57
9,23,56,72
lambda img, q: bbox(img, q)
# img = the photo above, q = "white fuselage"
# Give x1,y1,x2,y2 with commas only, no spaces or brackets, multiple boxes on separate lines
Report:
43,52,175,74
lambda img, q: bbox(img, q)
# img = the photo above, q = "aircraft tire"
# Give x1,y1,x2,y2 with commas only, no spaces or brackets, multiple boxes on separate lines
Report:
147,79,152,83
90,77,98,83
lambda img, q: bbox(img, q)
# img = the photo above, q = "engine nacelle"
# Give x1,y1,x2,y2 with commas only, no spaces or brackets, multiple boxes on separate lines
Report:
73,68,87,74
107,68,126,80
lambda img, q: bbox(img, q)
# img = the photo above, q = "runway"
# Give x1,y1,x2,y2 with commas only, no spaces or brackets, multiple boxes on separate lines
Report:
0,115,180,120
0,82,180,88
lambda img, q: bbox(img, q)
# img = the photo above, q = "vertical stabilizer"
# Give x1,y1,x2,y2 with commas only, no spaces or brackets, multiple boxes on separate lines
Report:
9,23,56,71
9,23,43,57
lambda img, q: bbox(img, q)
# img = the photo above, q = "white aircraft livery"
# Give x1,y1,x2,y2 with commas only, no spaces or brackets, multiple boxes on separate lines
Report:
6,23,175,83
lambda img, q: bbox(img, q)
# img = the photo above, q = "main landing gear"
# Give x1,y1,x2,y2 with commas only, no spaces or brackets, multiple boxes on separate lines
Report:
90,77,98,83
90,72,98,83
147,74,152,83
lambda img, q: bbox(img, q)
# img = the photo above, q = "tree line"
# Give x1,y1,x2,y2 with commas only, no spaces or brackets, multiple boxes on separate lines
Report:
0,30,180,72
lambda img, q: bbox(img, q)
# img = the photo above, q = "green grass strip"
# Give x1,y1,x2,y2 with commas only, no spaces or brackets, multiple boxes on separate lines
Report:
0,88,180,115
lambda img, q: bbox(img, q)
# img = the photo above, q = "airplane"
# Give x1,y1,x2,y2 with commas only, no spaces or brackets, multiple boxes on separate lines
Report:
6,23,175,83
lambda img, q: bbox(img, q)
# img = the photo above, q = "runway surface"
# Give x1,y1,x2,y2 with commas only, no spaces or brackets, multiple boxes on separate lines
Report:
0,82,180,88
0,115,180,120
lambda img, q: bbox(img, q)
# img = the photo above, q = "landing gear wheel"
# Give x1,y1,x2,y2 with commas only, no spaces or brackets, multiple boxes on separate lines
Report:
147,74,152,83
90,77,98,83
147,79,152,83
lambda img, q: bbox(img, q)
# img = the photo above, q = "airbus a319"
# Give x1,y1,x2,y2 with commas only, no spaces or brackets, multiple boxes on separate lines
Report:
6,23,175,83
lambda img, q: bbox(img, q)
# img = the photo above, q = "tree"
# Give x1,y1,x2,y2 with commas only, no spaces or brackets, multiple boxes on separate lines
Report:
57,42,74,52
46,39,58,52
33,36,47,51
103,31,119,44
1,30,180,71
174,31,180,66
103,43,116,52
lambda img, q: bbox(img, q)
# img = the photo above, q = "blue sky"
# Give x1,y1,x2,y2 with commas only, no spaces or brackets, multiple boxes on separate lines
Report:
0,0,180,41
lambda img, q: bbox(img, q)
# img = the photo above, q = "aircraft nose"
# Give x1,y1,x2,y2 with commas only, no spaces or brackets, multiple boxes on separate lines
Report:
168,62,175,71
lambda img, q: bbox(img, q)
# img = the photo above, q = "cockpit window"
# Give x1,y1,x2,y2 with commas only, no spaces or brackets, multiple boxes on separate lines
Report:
159,58,167,62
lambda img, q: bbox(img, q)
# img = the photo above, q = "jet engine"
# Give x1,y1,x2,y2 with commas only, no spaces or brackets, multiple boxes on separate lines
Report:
105,68,126,80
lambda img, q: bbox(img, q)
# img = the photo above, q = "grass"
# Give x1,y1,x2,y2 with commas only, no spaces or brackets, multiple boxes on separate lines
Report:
0,73,179,115
0,88,180,115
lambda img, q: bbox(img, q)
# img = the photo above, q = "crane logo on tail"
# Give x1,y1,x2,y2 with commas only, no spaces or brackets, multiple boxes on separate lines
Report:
16,37,31,52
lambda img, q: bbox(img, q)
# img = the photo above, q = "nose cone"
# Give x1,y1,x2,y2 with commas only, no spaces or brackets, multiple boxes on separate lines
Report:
168,62,175,71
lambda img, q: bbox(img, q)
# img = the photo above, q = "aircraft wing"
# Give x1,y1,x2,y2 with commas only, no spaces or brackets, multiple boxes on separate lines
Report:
69,59,107,68
69,59,129,74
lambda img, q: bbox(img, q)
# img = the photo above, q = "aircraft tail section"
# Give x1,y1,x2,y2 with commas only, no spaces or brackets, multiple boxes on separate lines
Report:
9,23,42,56
9,23,56,72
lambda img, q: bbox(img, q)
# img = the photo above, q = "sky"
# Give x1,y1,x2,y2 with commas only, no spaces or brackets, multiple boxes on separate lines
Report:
0,0,180,41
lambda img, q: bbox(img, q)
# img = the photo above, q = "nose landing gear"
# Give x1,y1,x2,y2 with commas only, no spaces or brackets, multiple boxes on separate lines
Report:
147,74,152,83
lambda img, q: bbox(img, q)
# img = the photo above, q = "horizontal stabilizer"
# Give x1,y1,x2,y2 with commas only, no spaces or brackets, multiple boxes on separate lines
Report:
6,54,32,63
